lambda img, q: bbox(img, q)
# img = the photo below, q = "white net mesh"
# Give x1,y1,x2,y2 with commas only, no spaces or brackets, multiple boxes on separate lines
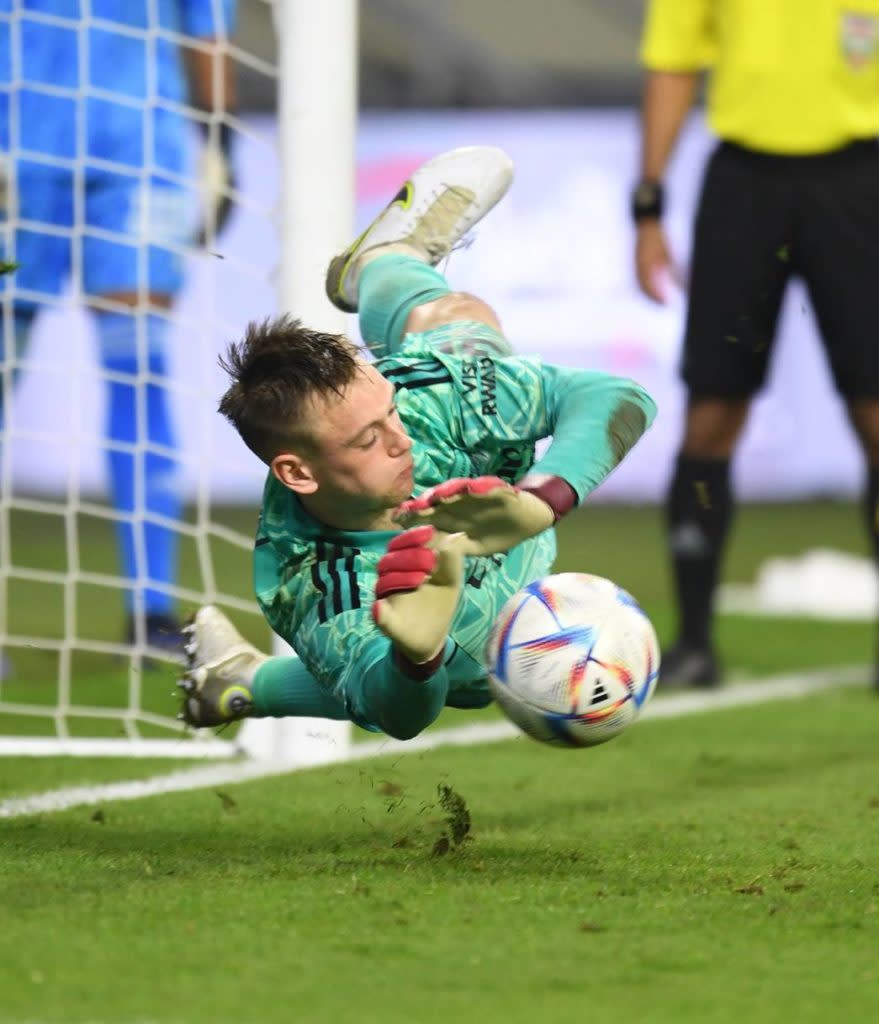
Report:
0,0,285,754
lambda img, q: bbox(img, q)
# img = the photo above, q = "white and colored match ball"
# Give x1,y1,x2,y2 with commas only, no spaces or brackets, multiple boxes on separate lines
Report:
486,573,660,747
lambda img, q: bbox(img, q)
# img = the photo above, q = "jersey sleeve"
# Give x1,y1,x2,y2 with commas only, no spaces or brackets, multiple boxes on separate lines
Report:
528,365,657,501
640,0,716,71
294,610,455,739
451,354,657,503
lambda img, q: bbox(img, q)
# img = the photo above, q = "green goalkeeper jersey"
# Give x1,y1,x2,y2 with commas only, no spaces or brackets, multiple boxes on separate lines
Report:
253,328,656,732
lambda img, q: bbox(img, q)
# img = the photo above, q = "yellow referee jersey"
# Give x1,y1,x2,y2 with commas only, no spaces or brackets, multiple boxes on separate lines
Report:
641,0,879,153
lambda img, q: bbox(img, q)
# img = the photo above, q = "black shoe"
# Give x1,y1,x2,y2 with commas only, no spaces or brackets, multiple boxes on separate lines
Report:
659,641,721,688
125,613,186,664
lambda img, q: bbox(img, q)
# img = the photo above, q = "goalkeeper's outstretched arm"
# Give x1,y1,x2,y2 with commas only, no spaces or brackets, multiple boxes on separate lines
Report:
529,366,657,500
396,369,657,554
272,526,467,742
356,526,468,739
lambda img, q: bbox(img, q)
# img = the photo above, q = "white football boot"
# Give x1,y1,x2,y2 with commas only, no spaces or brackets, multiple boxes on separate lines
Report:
325,145,514,312
178,605,267,728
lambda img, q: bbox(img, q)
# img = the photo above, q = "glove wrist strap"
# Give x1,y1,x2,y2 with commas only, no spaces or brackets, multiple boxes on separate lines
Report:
393,644,445,681
517,475,578,523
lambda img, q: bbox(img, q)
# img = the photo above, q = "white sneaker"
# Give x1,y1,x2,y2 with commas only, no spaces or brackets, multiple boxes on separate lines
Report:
325,145,514,312
178,606,267,728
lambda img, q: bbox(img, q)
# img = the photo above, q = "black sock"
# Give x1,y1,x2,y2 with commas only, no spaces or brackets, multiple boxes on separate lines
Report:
863,467,879,565
863,468,879,679
666,455,733,650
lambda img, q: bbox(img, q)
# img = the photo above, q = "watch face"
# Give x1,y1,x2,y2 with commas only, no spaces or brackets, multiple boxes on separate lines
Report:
635,182,660,205
632,181,663,220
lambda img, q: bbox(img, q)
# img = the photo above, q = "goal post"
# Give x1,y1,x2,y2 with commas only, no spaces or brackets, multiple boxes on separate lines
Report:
0,0,357,761
237,0,358,765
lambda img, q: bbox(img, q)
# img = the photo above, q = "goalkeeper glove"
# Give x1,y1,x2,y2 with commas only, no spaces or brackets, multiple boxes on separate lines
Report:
372,525,466,676
195,121,235,246
393,474,577,556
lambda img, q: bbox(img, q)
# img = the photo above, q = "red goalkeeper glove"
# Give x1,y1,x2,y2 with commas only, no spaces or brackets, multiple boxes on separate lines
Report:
393,474,577,556
372,525,465,677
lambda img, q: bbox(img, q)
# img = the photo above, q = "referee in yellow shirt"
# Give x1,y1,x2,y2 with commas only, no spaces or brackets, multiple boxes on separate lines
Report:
633,0,879,688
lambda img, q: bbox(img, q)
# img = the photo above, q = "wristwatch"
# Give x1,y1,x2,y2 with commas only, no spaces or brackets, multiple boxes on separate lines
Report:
631,179,664,223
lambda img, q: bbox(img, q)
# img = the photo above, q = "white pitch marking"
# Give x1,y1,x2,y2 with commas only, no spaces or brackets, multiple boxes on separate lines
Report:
0,664,868,819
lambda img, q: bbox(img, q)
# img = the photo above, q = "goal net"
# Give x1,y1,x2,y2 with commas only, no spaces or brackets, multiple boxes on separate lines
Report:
0,0,356,760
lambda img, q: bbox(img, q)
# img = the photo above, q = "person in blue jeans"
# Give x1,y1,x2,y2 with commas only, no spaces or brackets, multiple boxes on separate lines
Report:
0,1,237,660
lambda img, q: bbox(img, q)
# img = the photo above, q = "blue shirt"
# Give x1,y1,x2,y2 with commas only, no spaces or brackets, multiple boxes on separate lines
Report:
0,0,236,168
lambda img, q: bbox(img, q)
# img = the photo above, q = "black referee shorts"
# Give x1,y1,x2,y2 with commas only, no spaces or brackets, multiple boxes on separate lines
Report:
682,138,879,399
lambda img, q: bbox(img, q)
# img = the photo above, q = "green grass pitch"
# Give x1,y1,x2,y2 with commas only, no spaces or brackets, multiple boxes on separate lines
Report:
0,500,877,1022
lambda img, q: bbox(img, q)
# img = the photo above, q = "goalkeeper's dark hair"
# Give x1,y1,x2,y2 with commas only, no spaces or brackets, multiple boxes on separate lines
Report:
218,315,361,463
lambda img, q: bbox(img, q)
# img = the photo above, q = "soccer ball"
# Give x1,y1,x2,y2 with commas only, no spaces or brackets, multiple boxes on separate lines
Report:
486,573,660,747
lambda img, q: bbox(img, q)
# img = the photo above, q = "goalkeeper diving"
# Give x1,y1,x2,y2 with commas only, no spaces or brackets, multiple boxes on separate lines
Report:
180,146,657,740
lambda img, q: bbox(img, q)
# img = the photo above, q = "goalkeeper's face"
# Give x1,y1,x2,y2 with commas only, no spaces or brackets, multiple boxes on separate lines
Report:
275,362,415,525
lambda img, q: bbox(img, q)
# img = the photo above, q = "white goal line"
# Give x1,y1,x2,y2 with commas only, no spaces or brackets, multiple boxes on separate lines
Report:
0,664,868,820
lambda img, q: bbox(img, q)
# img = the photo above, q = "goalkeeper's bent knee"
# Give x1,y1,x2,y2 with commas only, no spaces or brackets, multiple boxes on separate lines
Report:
357,253,450,355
